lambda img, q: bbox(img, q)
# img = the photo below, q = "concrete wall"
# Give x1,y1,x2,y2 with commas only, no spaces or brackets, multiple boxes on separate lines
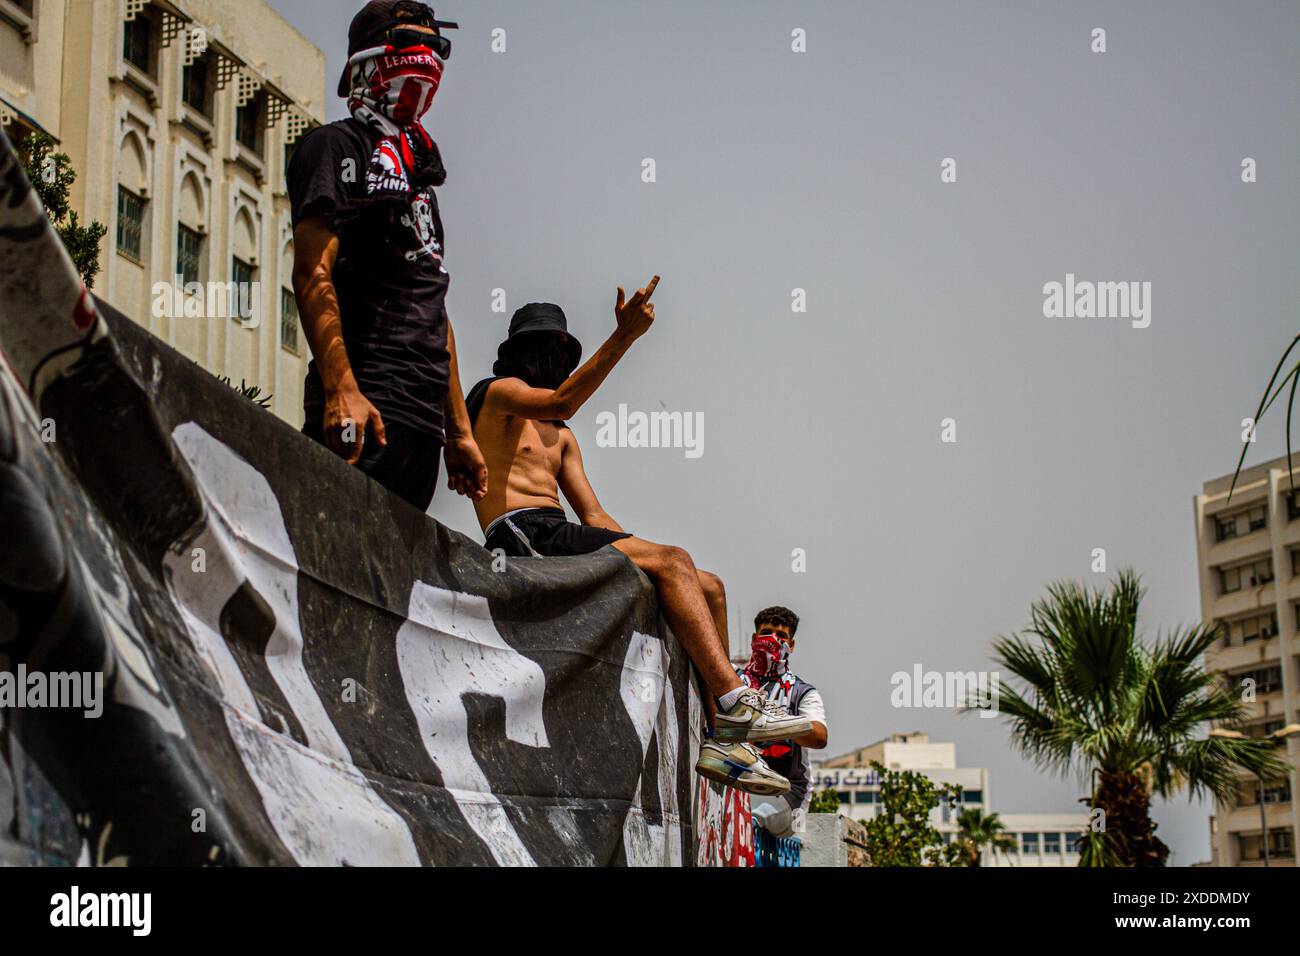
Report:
801,814,868,867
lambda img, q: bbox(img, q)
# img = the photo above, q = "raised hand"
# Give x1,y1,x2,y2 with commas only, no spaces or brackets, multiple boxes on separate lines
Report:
614,275,659,340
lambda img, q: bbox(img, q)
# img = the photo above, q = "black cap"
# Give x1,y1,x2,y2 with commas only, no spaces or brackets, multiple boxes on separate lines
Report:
498,303,582,369
338,1,459,97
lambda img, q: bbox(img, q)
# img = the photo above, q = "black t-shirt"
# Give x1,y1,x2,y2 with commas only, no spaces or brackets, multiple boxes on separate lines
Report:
288,118,450,439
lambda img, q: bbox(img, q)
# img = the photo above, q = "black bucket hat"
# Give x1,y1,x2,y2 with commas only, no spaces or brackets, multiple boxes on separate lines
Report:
338,1,459,97
497,303,582,370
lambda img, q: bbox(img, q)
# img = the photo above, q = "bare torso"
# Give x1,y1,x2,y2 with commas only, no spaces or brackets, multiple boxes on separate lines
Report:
472,383,566,531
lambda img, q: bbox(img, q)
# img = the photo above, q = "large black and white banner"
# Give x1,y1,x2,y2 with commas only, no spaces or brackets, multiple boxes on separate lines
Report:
0,132,699,866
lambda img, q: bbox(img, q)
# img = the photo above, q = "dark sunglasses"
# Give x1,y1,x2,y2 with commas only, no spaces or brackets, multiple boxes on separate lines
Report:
388,26,452,59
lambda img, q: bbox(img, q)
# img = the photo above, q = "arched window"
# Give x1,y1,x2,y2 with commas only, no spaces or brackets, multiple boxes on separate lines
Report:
176,171,205,285
230,206,259,325
115,132,149,262
279,239,299,354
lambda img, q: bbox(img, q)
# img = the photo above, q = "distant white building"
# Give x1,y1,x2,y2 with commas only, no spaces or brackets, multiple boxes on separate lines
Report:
813,732,1087,866
1193,455,1300,866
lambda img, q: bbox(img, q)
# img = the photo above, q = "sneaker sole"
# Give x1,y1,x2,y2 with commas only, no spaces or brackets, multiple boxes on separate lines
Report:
695,756,791,797
712,716,813,745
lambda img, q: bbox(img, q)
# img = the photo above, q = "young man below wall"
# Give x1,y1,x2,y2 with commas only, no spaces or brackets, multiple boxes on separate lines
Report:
736,606,829,837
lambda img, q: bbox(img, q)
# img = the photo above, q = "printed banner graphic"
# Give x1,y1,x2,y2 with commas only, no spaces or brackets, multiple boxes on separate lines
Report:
0,132,699,866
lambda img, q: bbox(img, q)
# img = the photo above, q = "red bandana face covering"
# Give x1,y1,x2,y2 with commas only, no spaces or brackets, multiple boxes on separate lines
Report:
346,44,444,198
743,636,798,759
744,634,789,685
350,44,443,125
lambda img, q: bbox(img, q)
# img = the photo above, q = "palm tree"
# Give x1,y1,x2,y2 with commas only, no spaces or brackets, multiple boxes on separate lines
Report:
986,569,1291,867
955,808,1015,867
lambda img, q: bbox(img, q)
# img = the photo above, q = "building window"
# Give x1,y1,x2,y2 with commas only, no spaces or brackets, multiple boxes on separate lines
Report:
1225,611,1278,645
231,257,256,324
1065,832,1082,854
236,93,264,154
1260,719,1285,737
123,6,155,76
1219,558,1273,594
1235,666,1283,696
280,288,300,353
284,138,302,184
1215,514,1239,542
1247,506,1267,532
116,186,144,262
1240,828,1295,861
1219,567,1241,594
1043,832,1062,855
1293,549,1300,577
182,53,212,116
1020,832,1039,854
1254,558,1274,585
176,224,202,286
837,791,850,805
962,790,982,804
1262,780,1291,804
1289,490,1300,521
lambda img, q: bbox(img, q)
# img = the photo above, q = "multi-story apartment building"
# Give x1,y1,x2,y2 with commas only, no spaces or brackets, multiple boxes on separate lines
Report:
0,0,325,425
1194,454,1300,866
813,732,1088,866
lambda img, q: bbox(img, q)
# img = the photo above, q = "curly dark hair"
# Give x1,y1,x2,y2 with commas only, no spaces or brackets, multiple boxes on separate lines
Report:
754,605,799,637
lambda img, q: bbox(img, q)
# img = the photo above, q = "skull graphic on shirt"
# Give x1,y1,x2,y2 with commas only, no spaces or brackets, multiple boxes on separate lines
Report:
401,192,442,264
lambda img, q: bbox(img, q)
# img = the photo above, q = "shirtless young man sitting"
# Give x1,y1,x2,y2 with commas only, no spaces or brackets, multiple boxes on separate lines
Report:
465,277,810,795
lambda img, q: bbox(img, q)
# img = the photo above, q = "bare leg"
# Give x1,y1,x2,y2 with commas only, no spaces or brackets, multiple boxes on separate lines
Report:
697,570,730,661
611,537,742,699
696,570,730,732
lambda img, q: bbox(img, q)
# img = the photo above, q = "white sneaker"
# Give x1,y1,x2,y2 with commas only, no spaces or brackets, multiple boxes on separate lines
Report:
695,739,790,796
713,687,812,744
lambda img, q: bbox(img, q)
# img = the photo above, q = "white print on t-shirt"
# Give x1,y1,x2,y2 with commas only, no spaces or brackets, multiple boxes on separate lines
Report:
401,192,443,264
367,140,409,195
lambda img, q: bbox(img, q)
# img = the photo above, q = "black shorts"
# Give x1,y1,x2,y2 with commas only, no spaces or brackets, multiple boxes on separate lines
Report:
483,508,631,557
303,419,441,511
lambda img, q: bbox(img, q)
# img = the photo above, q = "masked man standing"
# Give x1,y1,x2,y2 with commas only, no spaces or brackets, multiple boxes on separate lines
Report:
739,606,829,838
466,283,813,795
289,1,486,510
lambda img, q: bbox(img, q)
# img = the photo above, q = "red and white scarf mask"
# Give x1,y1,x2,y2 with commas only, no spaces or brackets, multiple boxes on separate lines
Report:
743,634,794,692
347,43,443,130
345,44,442,196
743,634,799,757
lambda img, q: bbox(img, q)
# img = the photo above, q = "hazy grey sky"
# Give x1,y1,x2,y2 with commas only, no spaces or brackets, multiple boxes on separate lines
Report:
270,0,1300,863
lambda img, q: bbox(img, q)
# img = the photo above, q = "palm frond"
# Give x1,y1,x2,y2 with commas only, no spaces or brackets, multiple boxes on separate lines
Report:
1228,334,1300,502
1168,738,1292,803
